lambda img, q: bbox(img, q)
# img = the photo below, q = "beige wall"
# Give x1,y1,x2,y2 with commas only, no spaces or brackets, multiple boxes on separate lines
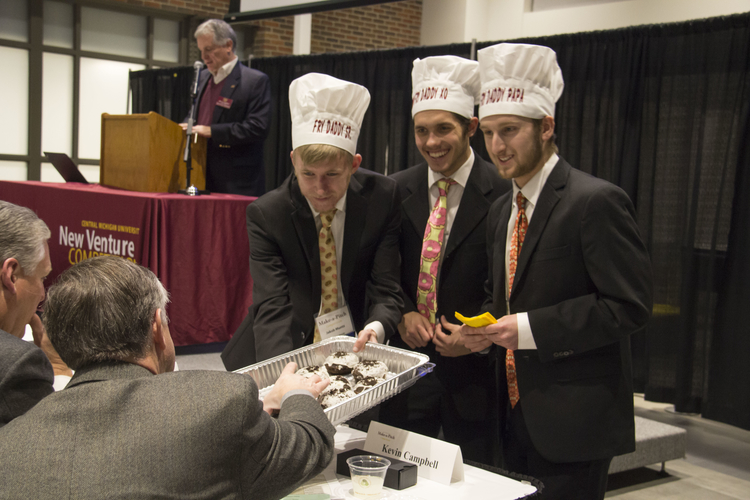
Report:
422,0,750,45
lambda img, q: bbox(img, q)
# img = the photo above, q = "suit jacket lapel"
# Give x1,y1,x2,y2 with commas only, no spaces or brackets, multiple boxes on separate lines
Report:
444,156,493,257
341,175,365,300
511,159,568,297
289,176,321,303
212,62,241,124
401,164,430,238
496,193,512,295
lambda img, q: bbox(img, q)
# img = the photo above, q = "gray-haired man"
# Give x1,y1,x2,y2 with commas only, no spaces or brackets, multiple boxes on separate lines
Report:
180,18,271,196
0,256,335,499
0,201,70,428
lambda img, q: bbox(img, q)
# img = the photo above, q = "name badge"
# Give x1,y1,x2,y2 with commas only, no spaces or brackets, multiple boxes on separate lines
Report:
216,97,232,109
315,305,355,340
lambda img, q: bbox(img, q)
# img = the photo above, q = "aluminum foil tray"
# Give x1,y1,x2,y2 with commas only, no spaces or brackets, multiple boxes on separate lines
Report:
234,337,433,426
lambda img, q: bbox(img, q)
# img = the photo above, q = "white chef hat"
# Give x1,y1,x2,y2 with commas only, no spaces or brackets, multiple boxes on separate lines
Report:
411,55,480,119
477,43,564,120
289,72,371,156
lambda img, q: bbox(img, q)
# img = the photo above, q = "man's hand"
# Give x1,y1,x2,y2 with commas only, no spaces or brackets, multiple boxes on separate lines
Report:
353,328,378,353
30,314,72,377
400,311,434,349
460,325,494,352
262,362,330,415
178,123,212,138
432,315,472,357
462,314,519,351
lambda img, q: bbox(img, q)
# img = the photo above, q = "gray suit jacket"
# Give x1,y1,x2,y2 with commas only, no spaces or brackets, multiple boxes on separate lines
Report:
0,329,54,428
0,362,335,499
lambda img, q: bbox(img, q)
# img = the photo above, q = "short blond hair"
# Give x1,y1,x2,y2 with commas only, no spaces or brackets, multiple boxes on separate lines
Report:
293,144,353,166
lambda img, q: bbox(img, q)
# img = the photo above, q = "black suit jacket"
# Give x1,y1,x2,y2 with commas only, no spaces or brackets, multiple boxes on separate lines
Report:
223,168,403,368
0,329,54,428
390,154,510,395
485,157,653,463
194,61,271,196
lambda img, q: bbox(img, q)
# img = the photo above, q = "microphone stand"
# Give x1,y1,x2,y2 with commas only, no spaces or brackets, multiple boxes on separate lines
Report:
179,69,208,196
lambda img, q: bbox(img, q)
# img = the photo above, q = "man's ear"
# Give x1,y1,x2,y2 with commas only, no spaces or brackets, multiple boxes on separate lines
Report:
1,258,19,294
541,115,556,142
151,309,167,352
467,116,479,138
351,154,362,174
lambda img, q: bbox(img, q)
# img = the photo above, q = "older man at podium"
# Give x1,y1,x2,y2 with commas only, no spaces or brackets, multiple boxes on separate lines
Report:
180,19,271,197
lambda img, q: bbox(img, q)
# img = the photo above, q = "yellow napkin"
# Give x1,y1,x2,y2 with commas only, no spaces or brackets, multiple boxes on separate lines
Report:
454,311,497,327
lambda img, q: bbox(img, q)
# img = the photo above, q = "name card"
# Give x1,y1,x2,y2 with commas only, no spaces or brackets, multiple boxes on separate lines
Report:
363,421,464,485
315,306,355,340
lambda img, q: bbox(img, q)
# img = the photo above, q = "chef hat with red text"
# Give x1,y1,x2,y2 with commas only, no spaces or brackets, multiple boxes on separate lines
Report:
289,72,371,156
477,43,564,120
411,55,480,119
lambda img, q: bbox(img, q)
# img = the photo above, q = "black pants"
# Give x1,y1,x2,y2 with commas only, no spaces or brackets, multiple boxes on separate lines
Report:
503,402,612,500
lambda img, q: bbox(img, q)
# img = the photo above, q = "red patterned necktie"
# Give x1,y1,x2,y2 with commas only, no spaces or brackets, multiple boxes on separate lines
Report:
314,209,338,343
507,191,527,408
416,178,456,326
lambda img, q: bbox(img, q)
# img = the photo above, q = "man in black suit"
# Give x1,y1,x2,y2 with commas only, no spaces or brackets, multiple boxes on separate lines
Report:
379,56,509,465
462,43,653,499
181,19,271,196
222,73,402,369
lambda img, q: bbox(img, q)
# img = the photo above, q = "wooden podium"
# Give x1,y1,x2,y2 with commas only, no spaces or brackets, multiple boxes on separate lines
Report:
100,112,207,193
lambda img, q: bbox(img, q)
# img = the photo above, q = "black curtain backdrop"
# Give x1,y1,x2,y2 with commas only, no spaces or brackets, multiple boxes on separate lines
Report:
131,13,750,430
130,67,193,123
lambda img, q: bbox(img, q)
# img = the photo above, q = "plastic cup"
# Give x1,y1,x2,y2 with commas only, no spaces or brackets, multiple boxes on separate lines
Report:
346,455,391,498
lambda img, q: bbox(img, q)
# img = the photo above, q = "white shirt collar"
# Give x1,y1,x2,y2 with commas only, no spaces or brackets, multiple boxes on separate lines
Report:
212,56,238,84
427,148,475,189
513,153,559,209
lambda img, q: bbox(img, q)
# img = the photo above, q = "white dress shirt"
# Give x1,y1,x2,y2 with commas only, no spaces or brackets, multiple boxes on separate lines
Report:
308,195,385,343
427,148,475,250
505,153,559,350
211,56,238,84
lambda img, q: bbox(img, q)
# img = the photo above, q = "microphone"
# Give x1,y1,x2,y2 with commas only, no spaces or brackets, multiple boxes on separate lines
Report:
190,61,203,97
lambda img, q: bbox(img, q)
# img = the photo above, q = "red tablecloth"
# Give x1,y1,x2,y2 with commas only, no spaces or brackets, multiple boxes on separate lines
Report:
0,181,255,346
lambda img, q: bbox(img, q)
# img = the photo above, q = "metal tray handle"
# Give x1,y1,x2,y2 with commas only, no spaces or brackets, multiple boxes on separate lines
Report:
416,362,435,377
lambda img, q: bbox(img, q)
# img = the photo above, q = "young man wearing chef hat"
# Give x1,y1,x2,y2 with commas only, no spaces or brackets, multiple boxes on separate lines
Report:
380,55,509,466
460,43,653,498
222,73,403,370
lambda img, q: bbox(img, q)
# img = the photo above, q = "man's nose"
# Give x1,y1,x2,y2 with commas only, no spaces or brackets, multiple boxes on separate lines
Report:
425,132,441,147
490,135,506,155
314,178,328,193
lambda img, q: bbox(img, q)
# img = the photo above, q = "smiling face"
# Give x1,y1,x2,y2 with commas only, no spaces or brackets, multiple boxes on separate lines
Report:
479,114,555,188
292,148,362,213
414,110,477,178
196,33,234,74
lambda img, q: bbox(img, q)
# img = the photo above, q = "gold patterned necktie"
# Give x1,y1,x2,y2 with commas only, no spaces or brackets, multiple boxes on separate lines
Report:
507,192,527,408
314,209,338,343
416,178,456,326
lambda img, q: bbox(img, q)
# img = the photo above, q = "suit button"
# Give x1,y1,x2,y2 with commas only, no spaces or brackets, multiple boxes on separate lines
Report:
553,352,560,358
